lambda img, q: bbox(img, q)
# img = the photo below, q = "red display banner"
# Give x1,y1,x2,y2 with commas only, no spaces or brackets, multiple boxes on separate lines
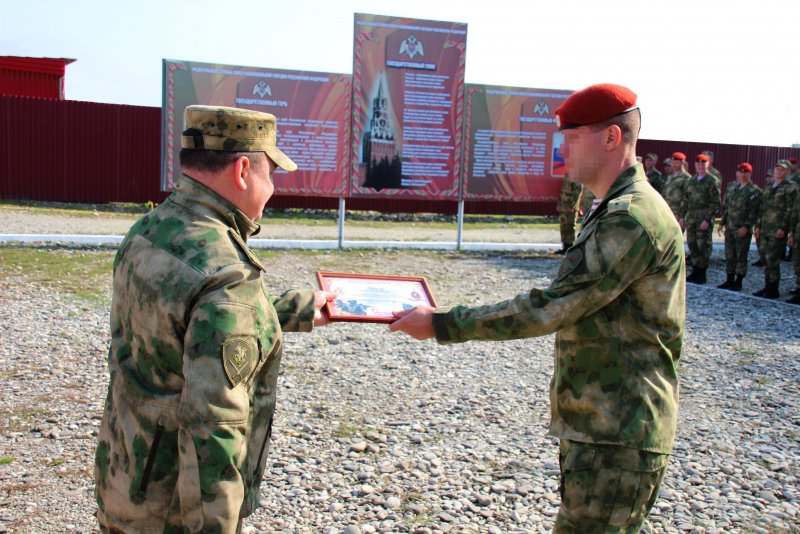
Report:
161,59,351,196
350,14,467,199
463,85,573,201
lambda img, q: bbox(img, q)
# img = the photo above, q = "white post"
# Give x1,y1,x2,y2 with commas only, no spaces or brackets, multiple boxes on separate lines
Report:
456,200,465,250
338,197,346,250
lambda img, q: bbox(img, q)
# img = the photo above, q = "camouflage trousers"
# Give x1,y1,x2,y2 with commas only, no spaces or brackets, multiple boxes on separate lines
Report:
559,210,578,246
555,440,669,534
723,229,754,276
793,238,800,287
685,220,713,268
758,233,787,283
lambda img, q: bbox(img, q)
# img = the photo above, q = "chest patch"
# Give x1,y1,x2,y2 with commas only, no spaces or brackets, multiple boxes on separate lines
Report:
222,338,256,388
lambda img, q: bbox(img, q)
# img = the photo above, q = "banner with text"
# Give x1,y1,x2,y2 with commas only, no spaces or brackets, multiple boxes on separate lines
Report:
161,59,351,196
463,84,573,201
350,14,467,199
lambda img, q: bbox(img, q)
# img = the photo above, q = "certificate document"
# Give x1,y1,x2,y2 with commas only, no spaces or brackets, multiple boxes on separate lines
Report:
316,271,437,323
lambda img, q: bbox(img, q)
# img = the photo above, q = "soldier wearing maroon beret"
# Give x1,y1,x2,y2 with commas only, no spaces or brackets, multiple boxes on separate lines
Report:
717,162,762,290
680,154,721,284
390,83,685,533
663,151,692,222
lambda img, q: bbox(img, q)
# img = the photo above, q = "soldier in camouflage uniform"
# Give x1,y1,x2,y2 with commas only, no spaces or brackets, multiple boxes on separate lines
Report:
717,163,761,291
789,157,800,185
390,84,685,534
702,149,722,189
644,152,664,195
679,154,721,284
753,160,796,298
94,106,336,533
787,182,800,304
662,152,690,223
557,174,583,254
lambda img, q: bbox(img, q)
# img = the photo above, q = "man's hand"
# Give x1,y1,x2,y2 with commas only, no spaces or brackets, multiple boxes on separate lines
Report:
699,220,710,231
736,226,748,238
776,229,786,239
389,305,435,340
313,290,337,327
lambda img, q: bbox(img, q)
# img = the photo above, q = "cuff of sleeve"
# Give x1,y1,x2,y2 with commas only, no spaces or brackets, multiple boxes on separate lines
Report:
432,306,457,344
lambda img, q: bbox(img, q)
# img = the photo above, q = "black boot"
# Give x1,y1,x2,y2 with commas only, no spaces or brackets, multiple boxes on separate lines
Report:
731,274,744,291
717,273,735,289
787,292,800,304
763,281,780,299
686,268,697,282
691,267,707,285
790,287,800,295
752,258,765,267
753,278,769,297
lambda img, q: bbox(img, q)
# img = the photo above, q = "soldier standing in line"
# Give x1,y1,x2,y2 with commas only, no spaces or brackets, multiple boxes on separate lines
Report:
94,106,336,533
644,152,665,195
787,180,800,303
662,156,673,178
556,174,583,254
703,149,722,188
390,84,685,533
753,168,774,267
753,160,797,298
788,157,800,185
663,152,691,225
680,154,721,284
717,162,761,290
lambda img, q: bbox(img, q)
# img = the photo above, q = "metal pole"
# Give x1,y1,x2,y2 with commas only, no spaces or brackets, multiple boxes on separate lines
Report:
456,200,465,250
338,197,346,250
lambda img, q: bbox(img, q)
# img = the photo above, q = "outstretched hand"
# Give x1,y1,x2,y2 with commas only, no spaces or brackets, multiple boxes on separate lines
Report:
388,305,436,340
313,290,337,327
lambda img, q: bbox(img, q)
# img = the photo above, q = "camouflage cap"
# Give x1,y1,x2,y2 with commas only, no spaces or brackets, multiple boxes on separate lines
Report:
181,105,297,172
776,160,792,170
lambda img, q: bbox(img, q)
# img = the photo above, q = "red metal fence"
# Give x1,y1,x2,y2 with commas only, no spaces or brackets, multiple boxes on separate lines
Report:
2,95,798,214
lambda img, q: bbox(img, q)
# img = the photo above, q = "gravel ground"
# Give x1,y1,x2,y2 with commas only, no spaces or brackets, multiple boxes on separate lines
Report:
1,225,799,533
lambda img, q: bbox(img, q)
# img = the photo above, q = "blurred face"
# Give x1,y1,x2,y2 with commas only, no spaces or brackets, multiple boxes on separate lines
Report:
644,157,656,171
243,154,276,220
695,159,709,174
671,159,684,173
736,170,751,184
774,166,789,181
561,126,605,184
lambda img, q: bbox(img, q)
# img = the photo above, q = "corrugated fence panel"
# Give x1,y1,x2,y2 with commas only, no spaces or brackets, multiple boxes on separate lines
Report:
2,94,799,214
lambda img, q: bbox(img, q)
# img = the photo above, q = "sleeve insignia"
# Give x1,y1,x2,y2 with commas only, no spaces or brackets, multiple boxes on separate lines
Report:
556,248,584,280
221,338,256,388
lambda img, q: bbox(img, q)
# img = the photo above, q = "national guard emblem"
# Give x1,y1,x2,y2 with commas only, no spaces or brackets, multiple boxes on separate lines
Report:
253,81,272,98
399,34,424,59
222,338,256,388
533,100,550,116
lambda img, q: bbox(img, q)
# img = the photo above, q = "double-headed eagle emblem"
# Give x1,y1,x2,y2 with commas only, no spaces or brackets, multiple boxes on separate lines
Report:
533,100,550,116
399,34,424,59
253,81,272,98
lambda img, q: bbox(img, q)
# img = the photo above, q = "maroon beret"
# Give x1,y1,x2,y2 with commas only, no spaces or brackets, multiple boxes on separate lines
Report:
672,152,686,161
695,154,710,162
555,83,638,130
737,162,752,173
789,157,798,165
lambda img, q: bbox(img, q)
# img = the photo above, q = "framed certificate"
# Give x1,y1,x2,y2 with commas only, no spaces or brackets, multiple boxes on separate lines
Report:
316,271,437,323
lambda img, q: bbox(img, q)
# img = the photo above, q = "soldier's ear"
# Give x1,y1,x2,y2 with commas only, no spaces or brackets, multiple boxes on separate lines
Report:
233,155,250,191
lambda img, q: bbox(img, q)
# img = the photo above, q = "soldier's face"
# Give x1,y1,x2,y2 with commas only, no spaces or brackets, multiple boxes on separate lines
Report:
561,127,603,183
695,160,708,174
671,159,683,173
774,166,788,181
247,155,276,220
644,158,655,171
737,170,750,183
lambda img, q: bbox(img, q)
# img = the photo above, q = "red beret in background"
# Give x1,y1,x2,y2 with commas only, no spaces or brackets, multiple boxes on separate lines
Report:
672,152,686,161
695,154,710,162
789,157,798,165
737,162,753,172
555,83,638,130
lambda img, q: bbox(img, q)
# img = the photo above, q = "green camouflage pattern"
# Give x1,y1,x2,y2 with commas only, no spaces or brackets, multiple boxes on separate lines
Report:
757,180,796,283
559,176,583,245
662,172,690,219
680,175,721,269
708,166,722,189
431,165,685,454
95,175,316,532
721,181,761,275
789,190,800,286
554,440,668,534
579,186,595,226
646,169,665,195
182,105,297,172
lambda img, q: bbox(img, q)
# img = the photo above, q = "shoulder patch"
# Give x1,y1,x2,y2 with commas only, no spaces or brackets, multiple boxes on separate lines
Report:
228,229,266,272
221,338,256,388
556,248,584,280
607,194,633,214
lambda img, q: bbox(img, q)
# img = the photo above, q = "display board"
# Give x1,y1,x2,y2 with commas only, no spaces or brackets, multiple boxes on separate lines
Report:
350,13,467,198
161,59,351,196
463,84,573,201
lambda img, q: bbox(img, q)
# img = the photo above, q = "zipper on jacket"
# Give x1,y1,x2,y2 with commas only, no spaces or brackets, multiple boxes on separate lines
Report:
140,423,165,493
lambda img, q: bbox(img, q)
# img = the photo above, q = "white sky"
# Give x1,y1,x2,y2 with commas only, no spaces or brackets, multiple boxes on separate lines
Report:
2,0,798,147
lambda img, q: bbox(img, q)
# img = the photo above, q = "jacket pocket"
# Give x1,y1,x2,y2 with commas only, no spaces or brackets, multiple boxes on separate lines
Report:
139,423,165,494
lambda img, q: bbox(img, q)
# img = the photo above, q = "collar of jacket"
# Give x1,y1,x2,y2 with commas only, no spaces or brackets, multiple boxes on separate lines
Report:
175,174,261,241
582,163,645,226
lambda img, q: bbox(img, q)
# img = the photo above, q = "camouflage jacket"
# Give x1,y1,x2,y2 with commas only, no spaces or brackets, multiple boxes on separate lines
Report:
721,181,761,231
646,169,665,195
95,175,316,533
708,166,722,188
558,176,582,213
790,189,800,237
431,164,685,454
662,172,690,218
759,179,797,233
679,174,721,224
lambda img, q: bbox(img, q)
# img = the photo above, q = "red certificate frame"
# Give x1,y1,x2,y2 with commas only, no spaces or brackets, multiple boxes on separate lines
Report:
316,271,437,323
